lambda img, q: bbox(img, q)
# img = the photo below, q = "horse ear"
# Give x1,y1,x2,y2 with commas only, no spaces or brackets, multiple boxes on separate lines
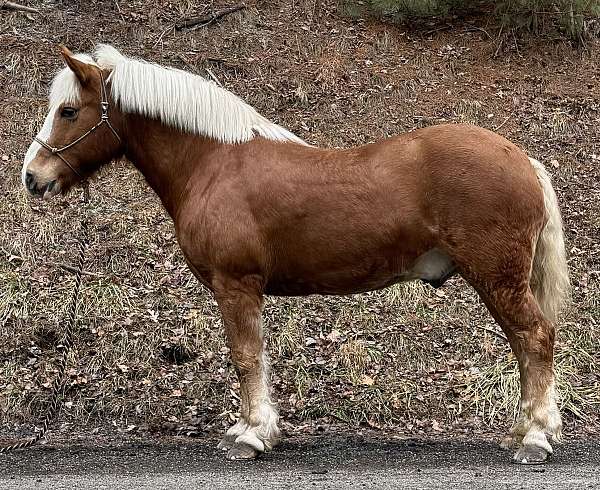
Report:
60,45,94,85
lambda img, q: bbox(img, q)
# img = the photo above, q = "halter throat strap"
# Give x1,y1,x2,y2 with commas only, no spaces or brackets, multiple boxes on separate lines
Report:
34,71,121,179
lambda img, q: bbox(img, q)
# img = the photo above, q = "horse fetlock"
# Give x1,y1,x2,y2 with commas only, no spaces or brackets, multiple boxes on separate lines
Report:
549,425,563,443
235,421,279,456
221,411,279,458
248,403,279,437
543,398,563,442
234,431,266,453
236,420,280,452
222,428,266,460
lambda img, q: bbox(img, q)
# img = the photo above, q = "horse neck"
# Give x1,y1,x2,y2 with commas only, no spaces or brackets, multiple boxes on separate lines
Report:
121,113,222,219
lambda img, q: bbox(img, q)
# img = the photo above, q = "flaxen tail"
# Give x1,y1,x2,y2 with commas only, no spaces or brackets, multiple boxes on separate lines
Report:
529,157,571,323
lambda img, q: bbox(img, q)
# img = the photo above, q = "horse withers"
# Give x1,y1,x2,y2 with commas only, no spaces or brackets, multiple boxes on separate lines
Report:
22,45,570,464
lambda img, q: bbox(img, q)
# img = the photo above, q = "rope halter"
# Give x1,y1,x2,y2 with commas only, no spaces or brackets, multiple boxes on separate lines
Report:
34,70,121,179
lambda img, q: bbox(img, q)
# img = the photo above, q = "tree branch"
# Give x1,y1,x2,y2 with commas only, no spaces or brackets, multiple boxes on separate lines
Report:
51,262,102,278
175,5,245,31
1,1,40,13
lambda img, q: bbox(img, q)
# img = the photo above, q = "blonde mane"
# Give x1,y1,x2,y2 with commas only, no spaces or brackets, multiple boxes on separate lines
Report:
49,44,307,146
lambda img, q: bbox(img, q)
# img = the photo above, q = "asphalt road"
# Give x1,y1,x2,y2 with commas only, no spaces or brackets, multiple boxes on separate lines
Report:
0,435,599,489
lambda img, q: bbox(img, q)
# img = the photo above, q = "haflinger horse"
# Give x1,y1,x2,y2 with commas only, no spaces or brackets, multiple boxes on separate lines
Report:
23,44,570,464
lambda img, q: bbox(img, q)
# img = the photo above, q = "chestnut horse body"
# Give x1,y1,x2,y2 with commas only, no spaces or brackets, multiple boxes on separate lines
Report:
22,45,570,464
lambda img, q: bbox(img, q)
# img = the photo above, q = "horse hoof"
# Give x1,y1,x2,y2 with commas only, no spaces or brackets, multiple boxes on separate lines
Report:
227,442,261,460
513,445,550,465
217,435,235,451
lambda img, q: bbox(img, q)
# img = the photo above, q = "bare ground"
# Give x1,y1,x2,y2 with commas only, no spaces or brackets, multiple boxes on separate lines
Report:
1,435,600,489
0,0,599,447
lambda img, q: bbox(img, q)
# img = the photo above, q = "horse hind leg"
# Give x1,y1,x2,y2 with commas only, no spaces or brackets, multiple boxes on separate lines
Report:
477,283,561,464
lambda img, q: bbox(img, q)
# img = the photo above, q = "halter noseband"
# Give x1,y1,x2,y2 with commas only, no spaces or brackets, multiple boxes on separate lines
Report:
34,71,121,179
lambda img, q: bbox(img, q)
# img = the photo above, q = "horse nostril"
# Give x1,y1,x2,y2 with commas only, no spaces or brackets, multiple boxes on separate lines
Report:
25,171,35,190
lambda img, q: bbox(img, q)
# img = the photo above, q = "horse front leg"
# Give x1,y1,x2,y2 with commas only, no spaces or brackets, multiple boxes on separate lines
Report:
214,275,280,460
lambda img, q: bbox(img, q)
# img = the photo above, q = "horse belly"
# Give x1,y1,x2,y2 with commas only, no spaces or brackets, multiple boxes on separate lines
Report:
264,246,456,296
265,265,406,296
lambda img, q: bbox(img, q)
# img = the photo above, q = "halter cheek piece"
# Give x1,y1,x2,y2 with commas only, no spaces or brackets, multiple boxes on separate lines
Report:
33,71,121,179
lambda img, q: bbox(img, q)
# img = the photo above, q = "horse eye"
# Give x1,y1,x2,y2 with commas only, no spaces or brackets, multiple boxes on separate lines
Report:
61,107,78,119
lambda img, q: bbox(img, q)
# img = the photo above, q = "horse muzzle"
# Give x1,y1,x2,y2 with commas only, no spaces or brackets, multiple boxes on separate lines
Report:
24,171,59,199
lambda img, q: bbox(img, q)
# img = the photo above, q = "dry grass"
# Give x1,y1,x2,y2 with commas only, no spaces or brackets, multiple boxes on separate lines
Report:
0,0,598,440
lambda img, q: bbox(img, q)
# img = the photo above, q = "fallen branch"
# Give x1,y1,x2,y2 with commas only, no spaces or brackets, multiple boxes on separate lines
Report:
175,5,245,31
0,1,40,13
52,262,102,278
